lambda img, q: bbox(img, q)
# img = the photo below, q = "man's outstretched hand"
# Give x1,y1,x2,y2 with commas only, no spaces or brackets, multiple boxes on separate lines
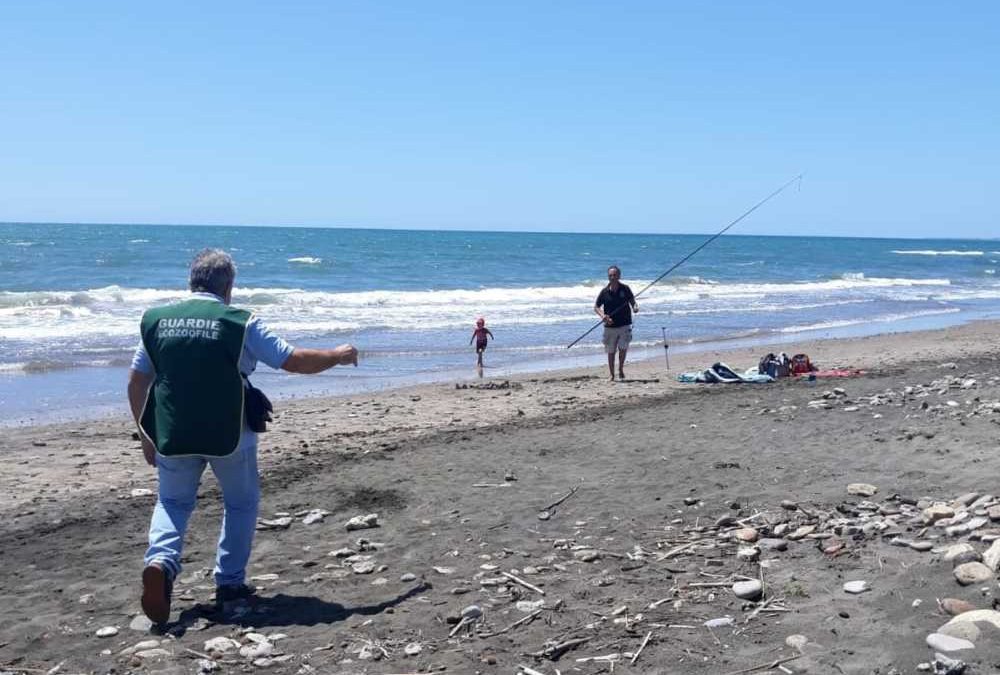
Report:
336,344,359,366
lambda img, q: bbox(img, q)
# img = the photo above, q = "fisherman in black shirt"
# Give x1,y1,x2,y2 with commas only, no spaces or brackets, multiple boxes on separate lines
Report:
594,265,638,381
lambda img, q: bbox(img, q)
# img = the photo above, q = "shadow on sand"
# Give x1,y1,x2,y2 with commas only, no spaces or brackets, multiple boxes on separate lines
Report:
167,582,430,634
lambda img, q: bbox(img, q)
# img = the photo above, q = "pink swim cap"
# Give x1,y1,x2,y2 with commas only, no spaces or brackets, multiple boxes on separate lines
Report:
476,317,485,327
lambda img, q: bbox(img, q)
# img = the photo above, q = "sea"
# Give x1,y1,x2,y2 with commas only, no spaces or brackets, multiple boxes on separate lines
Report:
3,222,1000,425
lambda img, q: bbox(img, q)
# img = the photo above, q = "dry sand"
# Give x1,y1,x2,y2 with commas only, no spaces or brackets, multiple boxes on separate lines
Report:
4,321,1000,674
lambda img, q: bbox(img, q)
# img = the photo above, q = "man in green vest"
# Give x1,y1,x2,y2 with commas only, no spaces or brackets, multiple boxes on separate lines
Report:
127,249,358,625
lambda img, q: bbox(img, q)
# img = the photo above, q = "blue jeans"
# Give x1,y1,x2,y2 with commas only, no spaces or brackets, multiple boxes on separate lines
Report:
144,430,259,587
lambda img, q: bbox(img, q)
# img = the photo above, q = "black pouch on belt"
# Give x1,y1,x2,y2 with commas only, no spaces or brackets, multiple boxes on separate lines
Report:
243,378,273,432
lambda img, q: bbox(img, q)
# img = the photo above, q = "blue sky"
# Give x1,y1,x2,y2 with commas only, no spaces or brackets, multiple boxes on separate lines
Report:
2,2,998,237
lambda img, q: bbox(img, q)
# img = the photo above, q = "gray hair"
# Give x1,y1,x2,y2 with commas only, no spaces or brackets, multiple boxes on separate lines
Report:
189,249,236,296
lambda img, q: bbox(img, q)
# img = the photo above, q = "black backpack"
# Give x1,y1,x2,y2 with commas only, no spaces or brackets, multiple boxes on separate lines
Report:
758,352,791,379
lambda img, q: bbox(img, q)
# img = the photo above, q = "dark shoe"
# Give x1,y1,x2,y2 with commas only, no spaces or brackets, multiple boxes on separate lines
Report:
215,582,256,605
141,563,173,625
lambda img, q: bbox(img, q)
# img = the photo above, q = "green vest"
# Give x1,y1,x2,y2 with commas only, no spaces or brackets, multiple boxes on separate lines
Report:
139,298,252,457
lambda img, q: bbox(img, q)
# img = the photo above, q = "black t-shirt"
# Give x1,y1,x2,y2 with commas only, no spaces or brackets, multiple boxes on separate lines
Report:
595,283,635,327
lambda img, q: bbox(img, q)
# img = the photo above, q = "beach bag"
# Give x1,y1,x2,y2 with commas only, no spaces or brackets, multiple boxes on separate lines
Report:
758,353,791,379
790,353,816,375
758,353,775,375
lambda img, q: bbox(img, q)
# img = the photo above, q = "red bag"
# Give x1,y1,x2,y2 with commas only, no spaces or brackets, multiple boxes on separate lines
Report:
790,353,815,375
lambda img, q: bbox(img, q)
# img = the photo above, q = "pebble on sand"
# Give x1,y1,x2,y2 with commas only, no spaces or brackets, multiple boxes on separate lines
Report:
352,560,377,574
940,598,977,616
847,483,878,497
302,509,329,525
953,562,993,586
943,543,977,562
134,648,172,660
785,634,809,651
345,513,379,531
257,516,293,530
704,617,734,628
937,621,981,643
732,579,764,601
941,609,1000,632
923,504,956,524
239,641,274,659
204,637,241,655
461,605,483,620
843,580,870,594
95,626,119,638
982,540,1000,571
925,632,975,652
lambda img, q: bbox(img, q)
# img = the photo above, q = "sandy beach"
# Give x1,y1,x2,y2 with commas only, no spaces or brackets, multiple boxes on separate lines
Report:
4,320,1000,674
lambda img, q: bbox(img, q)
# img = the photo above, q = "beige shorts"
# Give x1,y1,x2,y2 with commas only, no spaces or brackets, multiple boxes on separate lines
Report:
602,325,632,353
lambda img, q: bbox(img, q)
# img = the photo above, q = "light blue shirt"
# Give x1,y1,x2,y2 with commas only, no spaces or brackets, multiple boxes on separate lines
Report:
130,292,294,377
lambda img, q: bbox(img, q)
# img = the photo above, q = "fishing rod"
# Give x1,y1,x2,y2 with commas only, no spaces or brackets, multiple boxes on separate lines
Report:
566,174,803,349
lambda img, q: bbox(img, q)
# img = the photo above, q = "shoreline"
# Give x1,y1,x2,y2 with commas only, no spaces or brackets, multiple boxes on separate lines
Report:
3,305,995,428
4,318,1000,523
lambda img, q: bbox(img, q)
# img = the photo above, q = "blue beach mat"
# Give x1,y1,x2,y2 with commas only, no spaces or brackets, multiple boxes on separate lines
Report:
677,362,774,384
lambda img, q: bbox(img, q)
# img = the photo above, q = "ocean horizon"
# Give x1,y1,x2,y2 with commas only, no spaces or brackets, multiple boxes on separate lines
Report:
4,222,1000,425
5,220,1000,240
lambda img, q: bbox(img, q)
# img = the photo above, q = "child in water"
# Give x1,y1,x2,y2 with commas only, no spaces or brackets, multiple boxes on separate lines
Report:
469,317,494,368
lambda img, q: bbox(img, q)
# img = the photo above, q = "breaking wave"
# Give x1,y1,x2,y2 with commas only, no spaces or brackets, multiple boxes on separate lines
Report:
778,308,961,334
0,274,962,342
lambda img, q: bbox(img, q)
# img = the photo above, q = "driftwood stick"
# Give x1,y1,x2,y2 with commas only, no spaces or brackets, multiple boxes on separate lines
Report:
518,666,548,675
543,486,580,512
686,581,733,588
502,570,546,596
532,636,591,660
744,597,779,623
473,483,511,488
479,609,543,638
630,631,653,665
656,541,698,560
575,653,621,663
648,596,673,609
449,617,472,637
723,653,806,675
